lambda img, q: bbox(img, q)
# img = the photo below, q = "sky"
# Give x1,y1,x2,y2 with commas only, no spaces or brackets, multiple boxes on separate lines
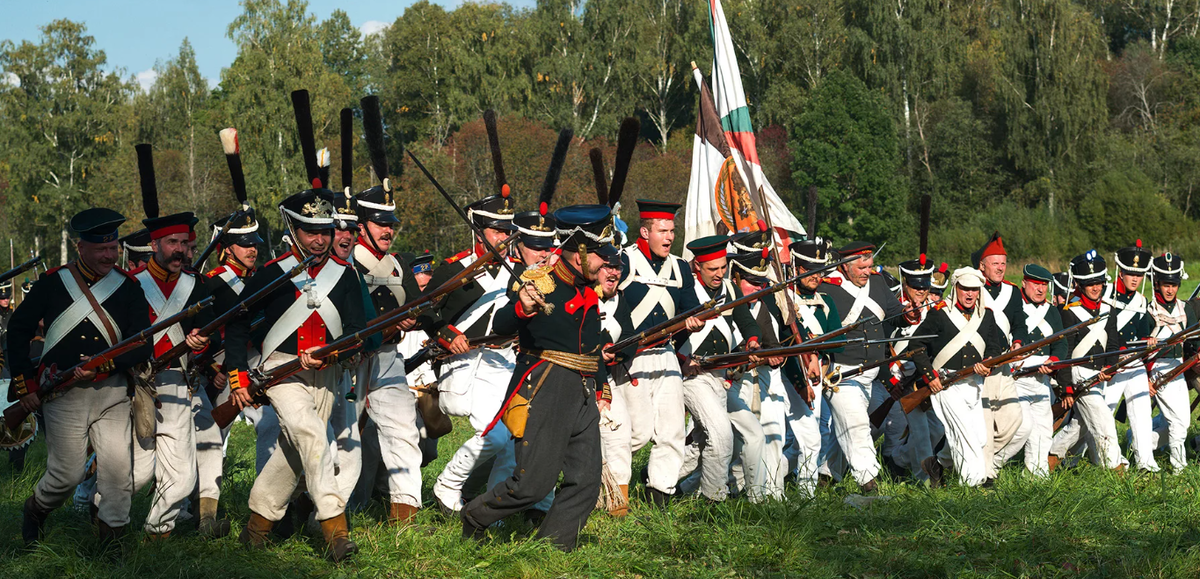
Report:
3,0,535,91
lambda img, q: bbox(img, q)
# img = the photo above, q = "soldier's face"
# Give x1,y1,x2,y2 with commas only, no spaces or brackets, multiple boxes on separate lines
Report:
904,285,929,305
0,298,9,308
1119,272,1144,292
414,271,432,291
1158,282,1180,302
693,258,727,289
738,276,765,297
332,229,356,260
519,244,552,266
77,240,119,275
229,244,258,269
841,255,873,288
481,227,509,249
1023,279,1048,304
1079,282,1104,301
957,285,980,308
361,220,395,250
640,219,675,259
980,255,1006,283
152,232,191,273
599,263,622,298
294,228,332,256
796,265,821,291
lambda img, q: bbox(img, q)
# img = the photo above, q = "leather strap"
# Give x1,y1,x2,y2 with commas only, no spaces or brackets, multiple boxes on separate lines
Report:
68,263,119,345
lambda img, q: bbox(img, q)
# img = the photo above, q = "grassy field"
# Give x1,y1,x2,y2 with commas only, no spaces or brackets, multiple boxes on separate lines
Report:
4,415,1200,578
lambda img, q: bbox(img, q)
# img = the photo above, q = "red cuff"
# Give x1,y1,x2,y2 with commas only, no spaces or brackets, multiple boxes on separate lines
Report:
1065,385,1075,396
437,325,463,349
229,370,250,390
747,336,760,348
94,371,111,382
515,300,536,319
1048,356,1059,363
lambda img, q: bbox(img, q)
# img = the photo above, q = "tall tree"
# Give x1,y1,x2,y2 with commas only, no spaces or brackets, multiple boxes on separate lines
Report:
0,20,133,264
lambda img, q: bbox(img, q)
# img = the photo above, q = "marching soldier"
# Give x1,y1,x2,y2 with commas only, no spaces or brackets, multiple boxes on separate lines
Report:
428,192,521,513
395,250,441,468
992,265,1070,477
725,247,787,501
910,268,1007,487
971,233,1026,480
193,208,262,538
1049,251,1124,471
352,182,425,524
1101,241,1158,471
889,255,945,482
225,188,367,561
10,208,153,544
817,242,906,492
127,145,215,540
617,200,703,507
674,236,761,502
780,238,841,496
461,204,615,551
1145,253,1197,470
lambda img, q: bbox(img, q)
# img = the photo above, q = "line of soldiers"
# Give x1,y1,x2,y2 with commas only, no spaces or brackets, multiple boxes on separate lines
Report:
5,106,1200,561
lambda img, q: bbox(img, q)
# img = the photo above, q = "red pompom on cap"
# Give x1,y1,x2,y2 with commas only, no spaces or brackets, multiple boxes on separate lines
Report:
501,184,510,198
312,177,322,188
1136,239,1142,248
920,253,926,267
539,201,548,216
757,219,767,232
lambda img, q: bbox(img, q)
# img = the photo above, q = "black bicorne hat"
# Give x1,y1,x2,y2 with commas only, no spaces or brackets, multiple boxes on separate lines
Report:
1151,252,1184,285
355,184,399,225
466,190,516,231
554,204,617,257
729,249,772,285
791,237,831,268
898,254,935,290
1069,250,1107,286
1052,272,1071,298
1115,239,1152,274
213,206,264,247
280,188,336,232
0,281,11,299
514,207,557,250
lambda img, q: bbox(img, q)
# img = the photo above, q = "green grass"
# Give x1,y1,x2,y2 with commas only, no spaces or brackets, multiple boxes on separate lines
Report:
5,417,1200,578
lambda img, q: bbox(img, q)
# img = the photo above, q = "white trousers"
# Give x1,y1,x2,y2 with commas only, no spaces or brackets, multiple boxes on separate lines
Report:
192,381,232,501
361,347,421,508
822,368,881,483
1147,358,1191,470
981,371,1022,479
132,371,197,534
994,371,1054,476
679,371,733,501
625,347,687,494
781,373,823,496
329,369,362,503
726,368,771,502
599,364,635,486
248,354,343,521
1108,366,1158,471
1051,370,1123,469
930,375,987,486
40,376,133,527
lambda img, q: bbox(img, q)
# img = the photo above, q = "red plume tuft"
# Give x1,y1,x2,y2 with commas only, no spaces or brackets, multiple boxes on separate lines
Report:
539,201,548,216
1136,239,1142,248
501,184,510,198
757,219,767,232
312,177,322,188
920,253,926,267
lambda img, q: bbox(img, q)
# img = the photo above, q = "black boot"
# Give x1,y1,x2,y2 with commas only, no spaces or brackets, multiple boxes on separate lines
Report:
922,457,944,489
460,511,487,543
523,509,547,527
647,488,672,509
22,496,53,546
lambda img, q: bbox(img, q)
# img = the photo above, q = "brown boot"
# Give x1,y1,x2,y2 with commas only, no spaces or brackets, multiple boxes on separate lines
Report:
319,514,358,563
1047,454,1060,472
239,512,274,548
198,497,231,539
22,496,53,546
97,521,126,544
388,503,419,525
609,485,630,517
143,531,171,542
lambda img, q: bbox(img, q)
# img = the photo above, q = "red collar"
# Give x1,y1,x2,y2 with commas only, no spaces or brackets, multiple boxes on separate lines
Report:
356,236,386,259
1074,291,1102,310
636,237,653,260
474,242,487,259
955,301,975,316
222,255,250,278
1115,278,1133,296
1155,291,1175,308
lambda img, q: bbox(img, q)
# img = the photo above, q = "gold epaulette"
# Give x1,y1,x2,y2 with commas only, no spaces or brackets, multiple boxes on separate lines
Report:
514,264,556,295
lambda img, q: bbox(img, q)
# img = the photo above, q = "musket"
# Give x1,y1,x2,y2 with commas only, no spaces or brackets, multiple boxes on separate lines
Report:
210,261,486,429
868,369,925,429
402,334,517,374
1051,348,1153,426
0,255,41,286
407,148,552,314
899,314,1108,414
608,254,858,354
868,299,936,327
1150,351,1200,392
696,338,862,371
838,346,927,383
603,300,716,354
1011,345,1149,379
4,296,214,430
151,255,317,374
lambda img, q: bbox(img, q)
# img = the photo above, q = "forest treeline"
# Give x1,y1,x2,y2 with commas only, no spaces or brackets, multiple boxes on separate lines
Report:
3,0,1200,268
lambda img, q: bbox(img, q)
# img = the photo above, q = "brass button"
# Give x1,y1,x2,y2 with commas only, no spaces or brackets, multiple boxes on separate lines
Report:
523,441,529,446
